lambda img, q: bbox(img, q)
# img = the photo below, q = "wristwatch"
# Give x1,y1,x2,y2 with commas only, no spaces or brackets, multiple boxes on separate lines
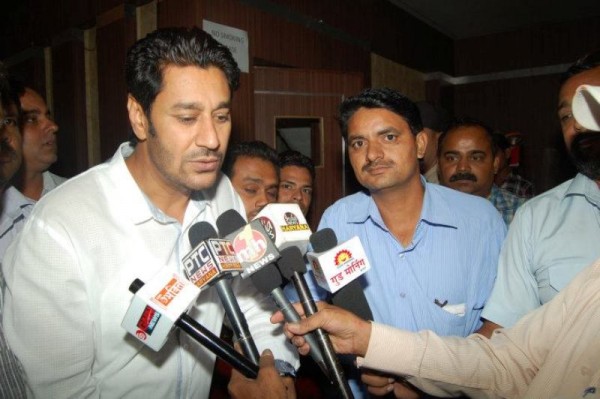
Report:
274,359,297,378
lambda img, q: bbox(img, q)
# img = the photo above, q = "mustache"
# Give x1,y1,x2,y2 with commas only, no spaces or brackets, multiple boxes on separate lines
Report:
362,160,393,172
449,172,477,182
185,148,223,161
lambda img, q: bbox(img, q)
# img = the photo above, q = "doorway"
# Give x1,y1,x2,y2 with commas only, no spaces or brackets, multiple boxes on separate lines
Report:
253,67,363,228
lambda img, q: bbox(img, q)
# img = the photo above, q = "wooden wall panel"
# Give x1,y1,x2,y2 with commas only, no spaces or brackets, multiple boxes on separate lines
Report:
455,16,600,76
254,67,363,227
96,6,137,161
265,0,454,74
51,39,89,177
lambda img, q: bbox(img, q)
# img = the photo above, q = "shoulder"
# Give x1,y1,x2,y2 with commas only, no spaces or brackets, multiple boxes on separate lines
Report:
430,183,500,218
322,191,370,217
512,177,574,218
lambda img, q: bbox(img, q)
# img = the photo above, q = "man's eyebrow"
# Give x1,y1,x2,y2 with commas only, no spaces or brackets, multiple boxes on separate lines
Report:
557,100,570,112
376,127,398,136
170,100,232,111
242,176,262,184
442,150,460,155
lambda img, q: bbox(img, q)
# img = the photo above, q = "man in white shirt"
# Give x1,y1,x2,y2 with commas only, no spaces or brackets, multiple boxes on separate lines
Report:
0,82,67,259
2,27,298,398
0,62,27,399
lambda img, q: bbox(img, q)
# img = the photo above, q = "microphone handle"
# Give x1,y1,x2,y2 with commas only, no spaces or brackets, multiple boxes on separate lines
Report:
177,314,259,379
270,287,329,376
215,278,260,365
292,271,319,316
292,272,354,399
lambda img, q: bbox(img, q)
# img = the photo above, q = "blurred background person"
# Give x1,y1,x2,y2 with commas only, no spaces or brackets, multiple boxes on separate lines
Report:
277,150,314,216
223,140,279,220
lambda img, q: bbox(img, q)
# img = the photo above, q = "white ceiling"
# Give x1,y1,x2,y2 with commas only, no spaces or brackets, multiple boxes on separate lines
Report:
388,0,600,39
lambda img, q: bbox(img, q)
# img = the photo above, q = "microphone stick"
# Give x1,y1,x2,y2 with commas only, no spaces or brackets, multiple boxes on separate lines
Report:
277,246,354,399
189,223,260,365
129,279,258,378
248,263,329,377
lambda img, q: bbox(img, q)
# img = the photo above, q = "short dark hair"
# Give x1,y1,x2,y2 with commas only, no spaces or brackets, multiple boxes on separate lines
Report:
222,140,279,178
338,88,422,140
278,150,315,180
560,50,600,84
438,117,498,157
125,26,240,116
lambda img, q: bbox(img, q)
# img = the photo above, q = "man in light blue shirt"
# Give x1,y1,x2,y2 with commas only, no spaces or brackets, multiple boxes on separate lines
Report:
314,88,506,398
479,52,600,336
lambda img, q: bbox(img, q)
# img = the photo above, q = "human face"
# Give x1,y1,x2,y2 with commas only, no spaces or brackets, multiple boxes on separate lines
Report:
131,65,232,195
278,165,313,215
347,107,426,194
438,126,498,198
557,66,600,150
0,103,23,188
557,67,600,181
230,156,279,220
20,88,58,173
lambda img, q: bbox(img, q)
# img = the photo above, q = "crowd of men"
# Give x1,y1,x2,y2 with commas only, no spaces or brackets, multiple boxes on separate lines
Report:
0,26,598,399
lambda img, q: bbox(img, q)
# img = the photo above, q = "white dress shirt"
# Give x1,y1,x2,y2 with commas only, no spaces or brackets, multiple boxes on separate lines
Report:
0,171,67,259
2,142,298,398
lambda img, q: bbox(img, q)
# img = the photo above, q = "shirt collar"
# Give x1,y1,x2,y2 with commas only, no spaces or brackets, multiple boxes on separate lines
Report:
111,142,209,226
347,176,458,229
565,173,600,205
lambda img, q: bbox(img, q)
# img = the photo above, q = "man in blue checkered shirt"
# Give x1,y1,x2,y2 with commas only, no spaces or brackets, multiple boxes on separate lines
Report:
437,117,526,225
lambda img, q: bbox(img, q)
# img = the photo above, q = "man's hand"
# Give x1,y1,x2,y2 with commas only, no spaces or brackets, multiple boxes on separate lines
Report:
277,302,372,357
362,370,421,399
228,349,295,399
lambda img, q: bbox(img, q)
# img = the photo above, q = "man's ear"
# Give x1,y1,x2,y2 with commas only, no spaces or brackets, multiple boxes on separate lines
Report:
127,95,149,141
416,130,428,160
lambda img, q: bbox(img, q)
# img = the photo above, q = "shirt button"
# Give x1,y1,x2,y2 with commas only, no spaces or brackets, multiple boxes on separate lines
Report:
399,292,406,298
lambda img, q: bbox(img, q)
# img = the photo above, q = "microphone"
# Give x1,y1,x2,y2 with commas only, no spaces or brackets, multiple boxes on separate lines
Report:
121,270,258,378
309,228,373,321
277,245,354,399
254,203,312,254
217,209,281,278
218,210,328,372
307,229,371,295
249,261,328,376
183,222,260,364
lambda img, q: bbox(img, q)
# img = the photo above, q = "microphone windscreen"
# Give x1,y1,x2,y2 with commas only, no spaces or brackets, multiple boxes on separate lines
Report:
331,280,374,321
189,222,218,247
216,209,246,237
309,228,337,252
249,263,283,294
277,246,307,278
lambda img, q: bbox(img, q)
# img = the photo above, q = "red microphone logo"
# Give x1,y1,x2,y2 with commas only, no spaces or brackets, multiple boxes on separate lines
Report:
232,228,268,262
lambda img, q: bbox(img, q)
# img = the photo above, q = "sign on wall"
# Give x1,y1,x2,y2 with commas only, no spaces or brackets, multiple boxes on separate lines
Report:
203,20,249,73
